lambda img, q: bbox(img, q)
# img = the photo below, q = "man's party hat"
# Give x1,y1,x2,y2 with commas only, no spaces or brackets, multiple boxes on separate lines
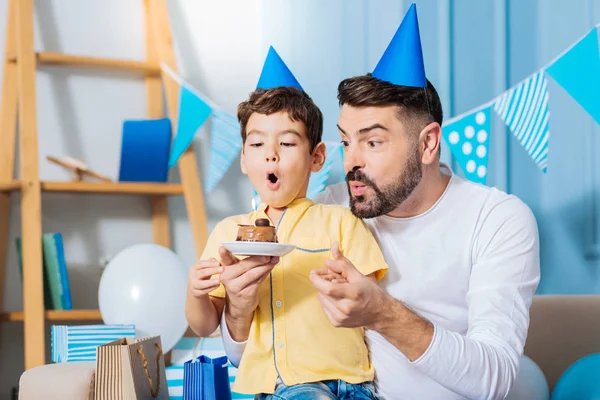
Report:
372,3,427,88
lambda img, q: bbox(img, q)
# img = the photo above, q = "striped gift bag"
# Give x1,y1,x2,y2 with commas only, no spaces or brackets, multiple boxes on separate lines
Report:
51,324,136,363
183,355,231,400
168,336,252,399
95,336,169,400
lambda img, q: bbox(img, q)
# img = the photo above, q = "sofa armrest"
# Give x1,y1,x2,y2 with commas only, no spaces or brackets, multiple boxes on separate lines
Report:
19,362,95,400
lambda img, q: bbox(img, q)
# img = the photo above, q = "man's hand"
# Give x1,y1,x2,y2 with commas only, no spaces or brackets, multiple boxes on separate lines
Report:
311,242,434,361
187,258,224,298
309,242,386,330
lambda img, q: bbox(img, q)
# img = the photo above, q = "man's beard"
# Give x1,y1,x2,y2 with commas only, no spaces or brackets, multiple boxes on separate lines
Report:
346,149,422,218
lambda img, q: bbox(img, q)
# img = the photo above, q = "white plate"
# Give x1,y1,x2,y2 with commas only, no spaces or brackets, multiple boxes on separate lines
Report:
220,241,296,257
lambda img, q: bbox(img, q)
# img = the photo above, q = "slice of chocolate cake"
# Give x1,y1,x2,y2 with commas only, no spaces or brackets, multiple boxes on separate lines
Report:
236,218,278,243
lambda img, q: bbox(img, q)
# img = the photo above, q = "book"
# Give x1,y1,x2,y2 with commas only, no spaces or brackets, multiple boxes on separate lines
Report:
15,232,73,310
15,237,54,309
42,233,72,310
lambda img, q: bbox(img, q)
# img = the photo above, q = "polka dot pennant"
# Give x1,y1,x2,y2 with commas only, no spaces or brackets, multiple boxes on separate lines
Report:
442,106,491,184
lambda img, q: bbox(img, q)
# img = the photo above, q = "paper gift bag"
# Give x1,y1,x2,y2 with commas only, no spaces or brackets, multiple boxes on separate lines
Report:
95,335,169,400
183,355,231,400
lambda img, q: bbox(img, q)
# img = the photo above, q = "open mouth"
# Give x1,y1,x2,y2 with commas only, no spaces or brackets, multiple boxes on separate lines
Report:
268,173,278,184
266,172,280,189
349,181,368,196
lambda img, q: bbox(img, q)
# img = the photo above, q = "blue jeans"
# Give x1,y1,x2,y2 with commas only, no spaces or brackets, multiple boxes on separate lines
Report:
255,379,379,400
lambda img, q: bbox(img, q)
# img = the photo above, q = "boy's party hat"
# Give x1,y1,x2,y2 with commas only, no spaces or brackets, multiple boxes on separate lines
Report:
256,46,304,91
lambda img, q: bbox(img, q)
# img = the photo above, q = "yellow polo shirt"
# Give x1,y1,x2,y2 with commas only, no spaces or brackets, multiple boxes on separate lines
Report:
204,197,388,395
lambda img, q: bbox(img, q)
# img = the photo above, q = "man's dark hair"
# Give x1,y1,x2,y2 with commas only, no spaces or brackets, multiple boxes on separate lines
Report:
337,74,443,140
237,86,323,152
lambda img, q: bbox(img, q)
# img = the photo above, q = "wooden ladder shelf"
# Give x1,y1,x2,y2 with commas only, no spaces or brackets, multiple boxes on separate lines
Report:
0,0,209,370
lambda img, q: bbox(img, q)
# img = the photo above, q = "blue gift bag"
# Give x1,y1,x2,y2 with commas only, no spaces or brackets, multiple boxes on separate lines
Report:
183,355,232,400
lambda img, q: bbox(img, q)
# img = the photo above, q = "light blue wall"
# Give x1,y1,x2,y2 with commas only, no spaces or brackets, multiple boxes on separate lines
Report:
260,0,600,295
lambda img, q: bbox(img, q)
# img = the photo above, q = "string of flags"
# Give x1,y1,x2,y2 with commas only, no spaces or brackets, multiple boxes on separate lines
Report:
443,23,600,184
162,64,244,195
160,63,344,202
161,3,599,199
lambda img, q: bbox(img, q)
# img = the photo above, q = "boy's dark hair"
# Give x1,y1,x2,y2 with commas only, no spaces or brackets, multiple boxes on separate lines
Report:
237,86,323,152
337,74,443,141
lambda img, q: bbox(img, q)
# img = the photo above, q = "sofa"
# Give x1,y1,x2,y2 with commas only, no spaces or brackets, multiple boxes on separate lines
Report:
17,295,600,399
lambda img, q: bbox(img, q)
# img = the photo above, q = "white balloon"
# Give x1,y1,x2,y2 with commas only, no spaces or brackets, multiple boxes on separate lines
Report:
505,355,549,400
98,243,188,353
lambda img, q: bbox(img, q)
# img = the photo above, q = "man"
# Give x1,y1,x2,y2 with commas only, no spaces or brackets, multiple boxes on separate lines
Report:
215,4,540,400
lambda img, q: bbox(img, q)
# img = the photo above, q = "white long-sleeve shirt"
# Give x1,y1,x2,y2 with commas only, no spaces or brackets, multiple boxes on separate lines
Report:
220,166,540,399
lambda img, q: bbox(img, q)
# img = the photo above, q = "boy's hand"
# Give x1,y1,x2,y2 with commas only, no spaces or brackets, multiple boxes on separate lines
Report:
218,246,279,316
187,258,224,298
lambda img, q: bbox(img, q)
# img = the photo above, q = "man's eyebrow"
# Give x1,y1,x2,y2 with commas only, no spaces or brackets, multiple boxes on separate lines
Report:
358,123,388,135
337,123,388,136
246,130,264,136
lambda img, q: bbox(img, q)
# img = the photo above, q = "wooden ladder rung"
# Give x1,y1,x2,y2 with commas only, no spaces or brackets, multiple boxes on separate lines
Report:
0,180,184,195
0,181,20,192
42,181,184,195
0,309,102,322
8,52,161,75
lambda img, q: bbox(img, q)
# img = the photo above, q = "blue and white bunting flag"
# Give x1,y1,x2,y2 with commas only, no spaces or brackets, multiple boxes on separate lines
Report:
307,142,342,200
168,84,213,168
161,64,215,169
205,110,243,193
442,106,491,184
493,70,549,172
546,26,600,127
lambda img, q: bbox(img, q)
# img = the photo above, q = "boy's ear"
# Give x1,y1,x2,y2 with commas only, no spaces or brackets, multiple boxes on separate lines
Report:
240,147,248,175
310,142,327,173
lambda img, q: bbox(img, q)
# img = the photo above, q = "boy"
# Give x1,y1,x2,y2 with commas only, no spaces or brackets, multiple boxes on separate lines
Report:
185,47,388,399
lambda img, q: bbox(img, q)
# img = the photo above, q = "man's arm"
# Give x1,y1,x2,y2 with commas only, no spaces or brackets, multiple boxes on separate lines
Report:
371,197,540,400
403,197,540,400
220,307,248,367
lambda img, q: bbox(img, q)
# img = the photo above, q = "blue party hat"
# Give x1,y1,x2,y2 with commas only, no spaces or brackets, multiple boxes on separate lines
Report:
256,46,303,91
372,3,427,88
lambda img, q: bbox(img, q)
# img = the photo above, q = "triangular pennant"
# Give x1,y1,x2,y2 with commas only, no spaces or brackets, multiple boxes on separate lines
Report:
168,85,213,168
493,70,549,172
204,110,243,193
372,3,427,88
546,27,600,126
307,143,341,200
256,46,303,91
442,106,491,184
